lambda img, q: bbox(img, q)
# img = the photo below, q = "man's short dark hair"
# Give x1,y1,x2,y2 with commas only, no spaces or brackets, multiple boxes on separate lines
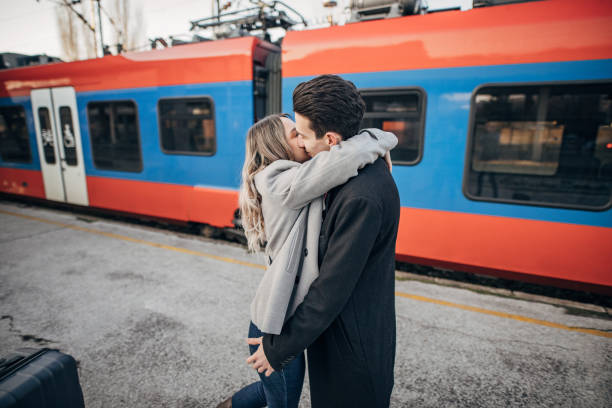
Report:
293,74,366,140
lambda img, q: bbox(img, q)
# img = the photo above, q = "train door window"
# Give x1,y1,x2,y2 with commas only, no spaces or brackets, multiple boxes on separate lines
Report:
87,101,142,172
0,105,31,163
464,82,612,210
158,97,216,155
38,107,56,164
59,106,77,166
359,89,425,165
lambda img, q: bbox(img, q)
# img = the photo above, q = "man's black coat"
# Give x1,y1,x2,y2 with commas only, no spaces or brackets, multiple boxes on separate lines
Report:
262,158,400,407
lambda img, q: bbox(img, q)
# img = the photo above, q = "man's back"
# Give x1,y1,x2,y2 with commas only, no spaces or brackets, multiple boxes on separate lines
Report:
308,157,400,407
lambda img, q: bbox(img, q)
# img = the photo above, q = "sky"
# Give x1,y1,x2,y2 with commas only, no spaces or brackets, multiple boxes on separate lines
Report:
0,0,350,59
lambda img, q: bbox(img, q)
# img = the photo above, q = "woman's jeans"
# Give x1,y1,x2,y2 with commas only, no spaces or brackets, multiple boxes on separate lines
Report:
232,321,305,408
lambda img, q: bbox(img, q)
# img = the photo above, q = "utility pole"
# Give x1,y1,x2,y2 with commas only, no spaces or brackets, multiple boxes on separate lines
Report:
95,0,105,56
89,0,100,57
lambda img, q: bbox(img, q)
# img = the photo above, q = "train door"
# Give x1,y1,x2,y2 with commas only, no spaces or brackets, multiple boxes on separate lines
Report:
31,87,88,206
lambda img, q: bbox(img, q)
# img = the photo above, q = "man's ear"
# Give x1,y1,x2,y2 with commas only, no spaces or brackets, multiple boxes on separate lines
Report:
324,132,342,146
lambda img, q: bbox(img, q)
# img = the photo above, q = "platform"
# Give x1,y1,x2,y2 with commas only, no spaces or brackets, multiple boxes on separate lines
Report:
0,200,610,407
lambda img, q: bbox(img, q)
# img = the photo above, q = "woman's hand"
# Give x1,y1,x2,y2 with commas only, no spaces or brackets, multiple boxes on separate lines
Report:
384,151,392,173
246,337,275,377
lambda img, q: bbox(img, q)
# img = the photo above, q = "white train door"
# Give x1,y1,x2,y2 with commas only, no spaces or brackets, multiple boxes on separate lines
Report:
51,87,88,205
31,89,64,202
31,87,88,205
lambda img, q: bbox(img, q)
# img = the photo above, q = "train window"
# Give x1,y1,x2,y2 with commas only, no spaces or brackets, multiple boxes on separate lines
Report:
0,105,31,163
87,101,142,172
465,83,612,210
38,107,56,164
359,89,425,165
59,107,77,166
158,97,216,155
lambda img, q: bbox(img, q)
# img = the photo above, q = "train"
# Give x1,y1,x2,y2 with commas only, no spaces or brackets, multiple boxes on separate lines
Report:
1,0,611,295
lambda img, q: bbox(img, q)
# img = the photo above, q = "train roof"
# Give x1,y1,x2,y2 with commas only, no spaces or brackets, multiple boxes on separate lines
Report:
282,0,612,77
0,36,277,98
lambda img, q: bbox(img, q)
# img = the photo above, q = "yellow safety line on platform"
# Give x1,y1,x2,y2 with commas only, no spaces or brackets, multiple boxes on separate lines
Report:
0,209,265,270
395,292,612,339
2,208,610,339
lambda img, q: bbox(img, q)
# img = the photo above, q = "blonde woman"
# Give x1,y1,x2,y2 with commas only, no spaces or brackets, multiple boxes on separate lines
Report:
219,113,396,408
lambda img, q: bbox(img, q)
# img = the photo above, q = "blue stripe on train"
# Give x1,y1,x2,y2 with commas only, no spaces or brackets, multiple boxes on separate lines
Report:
75,80,253,189
282,59,612,228
1,80,254,189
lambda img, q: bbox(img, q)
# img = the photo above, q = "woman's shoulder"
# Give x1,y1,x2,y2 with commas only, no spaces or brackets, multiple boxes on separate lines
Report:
262,159,301,174
254,160,301,190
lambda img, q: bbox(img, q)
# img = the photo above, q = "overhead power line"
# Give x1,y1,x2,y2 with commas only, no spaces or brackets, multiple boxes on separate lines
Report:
45,0,96,33
97,1,123,41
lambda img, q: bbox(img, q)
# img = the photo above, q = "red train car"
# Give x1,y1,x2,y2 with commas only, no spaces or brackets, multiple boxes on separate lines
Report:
1,0,611,294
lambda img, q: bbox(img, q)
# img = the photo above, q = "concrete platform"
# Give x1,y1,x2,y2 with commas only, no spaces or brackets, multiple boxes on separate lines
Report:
1,199,610,407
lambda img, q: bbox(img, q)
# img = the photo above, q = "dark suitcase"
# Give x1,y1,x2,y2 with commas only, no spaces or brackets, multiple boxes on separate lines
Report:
0,348,85,408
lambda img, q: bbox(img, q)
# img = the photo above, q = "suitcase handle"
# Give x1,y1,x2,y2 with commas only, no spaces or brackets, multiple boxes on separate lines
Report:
0,355,24,369
0,348,51,381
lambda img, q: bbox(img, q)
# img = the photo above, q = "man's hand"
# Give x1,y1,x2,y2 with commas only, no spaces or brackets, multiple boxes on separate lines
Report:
384,151,393,173
246,337,275,377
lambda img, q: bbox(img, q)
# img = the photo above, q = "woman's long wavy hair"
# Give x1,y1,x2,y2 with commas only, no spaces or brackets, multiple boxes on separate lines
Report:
239,114,294,253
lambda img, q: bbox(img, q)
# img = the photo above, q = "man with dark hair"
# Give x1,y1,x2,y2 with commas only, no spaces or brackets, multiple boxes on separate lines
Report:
247,74,400,407
292,74,366,149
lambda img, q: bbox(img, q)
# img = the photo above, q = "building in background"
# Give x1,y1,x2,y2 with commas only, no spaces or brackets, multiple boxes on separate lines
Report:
0,53,62,70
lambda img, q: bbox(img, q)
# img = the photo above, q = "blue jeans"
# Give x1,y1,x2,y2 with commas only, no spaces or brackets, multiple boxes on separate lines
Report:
232,321,305,408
